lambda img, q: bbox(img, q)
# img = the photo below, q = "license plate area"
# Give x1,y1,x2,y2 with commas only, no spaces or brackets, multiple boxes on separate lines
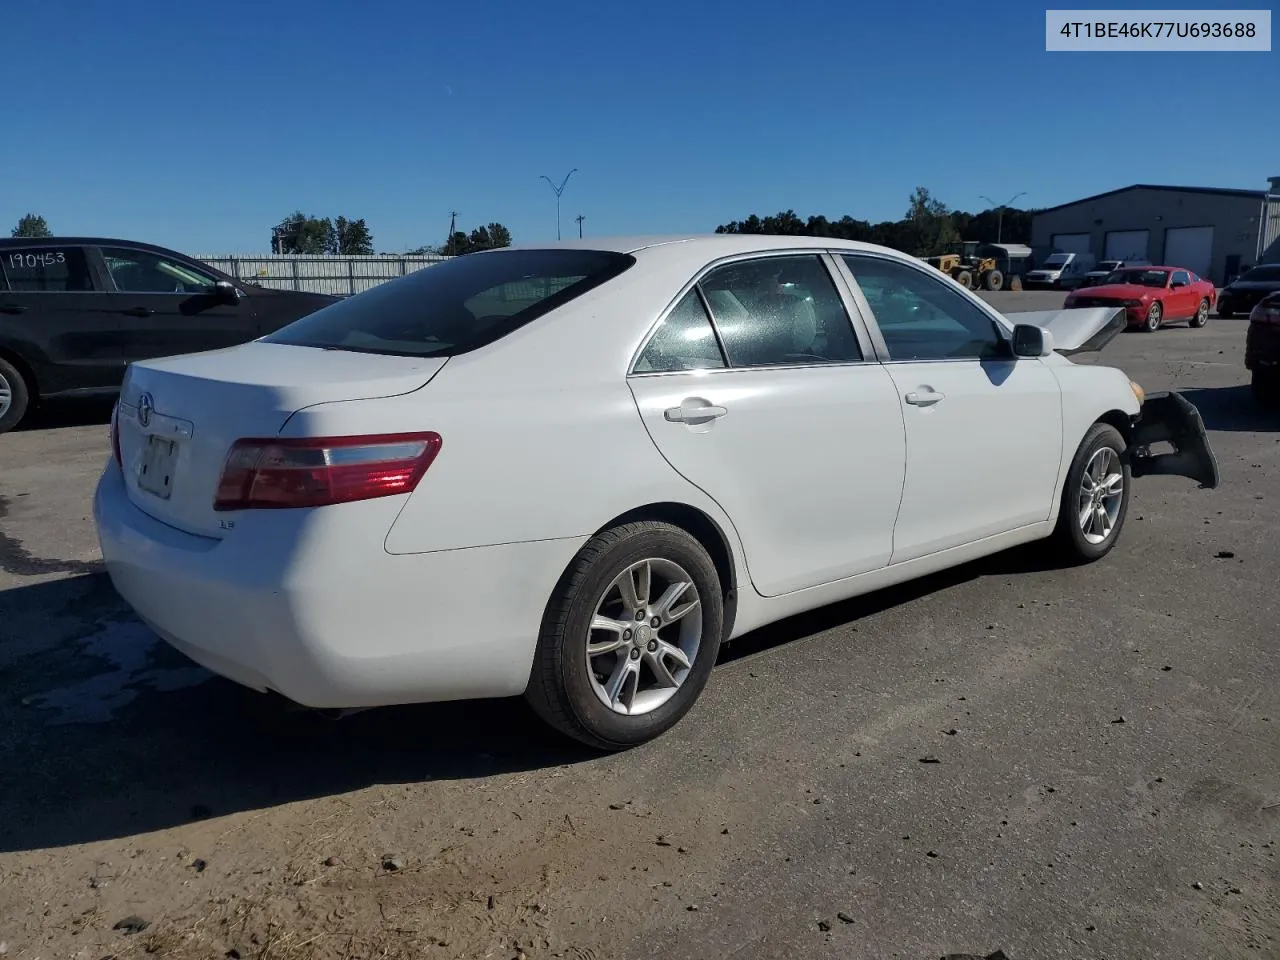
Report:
138,435,179,499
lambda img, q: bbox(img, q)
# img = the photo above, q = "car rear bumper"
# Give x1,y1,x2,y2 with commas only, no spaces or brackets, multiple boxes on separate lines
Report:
1129,391,1220,489
93,464,586,708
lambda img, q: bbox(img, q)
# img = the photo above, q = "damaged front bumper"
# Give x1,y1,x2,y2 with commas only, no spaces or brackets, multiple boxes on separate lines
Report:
1129,391,1220,489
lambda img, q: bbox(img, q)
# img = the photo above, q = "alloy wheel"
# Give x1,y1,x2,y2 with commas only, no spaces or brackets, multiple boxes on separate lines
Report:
0,371,12,420
585,557,702,716
1078,446,1125,545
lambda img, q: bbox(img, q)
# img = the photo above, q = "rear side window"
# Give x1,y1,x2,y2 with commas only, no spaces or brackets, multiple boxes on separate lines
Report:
265,249,635,357
634,290,726,372
1,247,94,292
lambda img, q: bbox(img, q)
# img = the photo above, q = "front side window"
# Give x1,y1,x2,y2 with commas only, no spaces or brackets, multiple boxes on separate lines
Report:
266,248,635,357
1172,270,1191,286
102,247,218,294
1,247,94,292
842,254,1005,361
696,255,861,367
634,289,725,373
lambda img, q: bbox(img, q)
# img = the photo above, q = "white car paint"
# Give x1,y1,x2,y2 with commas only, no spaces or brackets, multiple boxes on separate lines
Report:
95,234,1172,722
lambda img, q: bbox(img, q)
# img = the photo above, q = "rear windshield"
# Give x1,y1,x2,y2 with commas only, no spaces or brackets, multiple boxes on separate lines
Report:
264,248,636,357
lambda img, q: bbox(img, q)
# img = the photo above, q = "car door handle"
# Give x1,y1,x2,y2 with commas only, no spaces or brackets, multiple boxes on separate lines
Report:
120,306,155,317
0,303,27,315
664,398,728,423
904,389,946,406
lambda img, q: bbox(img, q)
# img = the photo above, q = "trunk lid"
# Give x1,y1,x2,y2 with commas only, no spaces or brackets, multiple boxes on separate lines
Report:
1004,306,1127,355
116,340,447,538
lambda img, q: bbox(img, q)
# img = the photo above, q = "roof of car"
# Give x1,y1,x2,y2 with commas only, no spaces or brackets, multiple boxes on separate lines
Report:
499,234,899,256
0,236,178,251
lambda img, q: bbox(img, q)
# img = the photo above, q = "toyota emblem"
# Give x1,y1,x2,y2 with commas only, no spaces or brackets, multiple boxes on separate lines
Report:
137,391,154,428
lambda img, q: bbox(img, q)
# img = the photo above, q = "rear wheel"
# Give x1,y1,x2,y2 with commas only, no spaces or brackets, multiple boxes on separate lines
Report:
1051,423,1131,564
525,521,724,750
1189,298,1210,328
0,356,31,435
983,269,1004,291
1142,301,1163,332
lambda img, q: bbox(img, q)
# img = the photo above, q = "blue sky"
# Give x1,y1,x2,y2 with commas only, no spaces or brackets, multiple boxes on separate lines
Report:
2,0,1275,253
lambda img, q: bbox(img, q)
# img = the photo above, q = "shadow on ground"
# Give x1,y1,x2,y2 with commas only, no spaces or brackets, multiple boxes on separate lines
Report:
1179,384,1279,433
0,543,1068,854
15,397,114,432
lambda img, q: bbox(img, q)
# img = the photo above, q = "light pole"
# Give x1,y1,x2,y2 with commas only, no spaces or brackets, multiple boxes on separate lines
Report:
575,214,585,238
979,191,1027,244
540,169,578,240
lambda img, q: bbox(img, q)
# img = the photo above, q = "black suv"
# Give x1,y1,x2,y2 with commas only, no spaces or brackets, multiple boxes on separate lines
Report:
0,237,338,433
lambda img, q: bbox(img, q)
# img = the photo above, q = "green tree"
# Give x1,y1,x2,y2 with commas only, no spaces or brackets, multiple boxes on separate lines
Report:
274,211,334,254
440,222,514,256
334,216,374,255
714,192,1036,255
11,213,52,238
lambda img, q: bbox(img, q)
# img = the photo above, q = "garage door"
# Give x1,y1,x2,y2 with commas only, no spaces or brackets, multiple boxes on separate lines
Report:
1051,233,1091,254
1104,230,1149,261
1163,226,1214,277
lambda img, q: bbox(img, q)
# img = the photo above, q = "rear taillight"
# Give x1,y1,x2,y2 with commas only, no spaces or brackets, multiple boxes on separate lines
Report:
1250,302,1280,325
213,432,442,511
110,403,122,467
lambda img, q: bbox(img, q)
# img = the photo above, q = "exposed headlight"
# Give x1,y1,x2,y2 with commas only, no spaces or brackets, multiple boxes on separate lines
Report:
1130,380,1145,405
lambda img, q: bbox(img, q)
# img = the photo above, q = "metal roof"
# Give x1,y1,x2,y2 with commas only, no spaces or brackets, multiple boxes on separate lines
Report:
1034,184,1266,215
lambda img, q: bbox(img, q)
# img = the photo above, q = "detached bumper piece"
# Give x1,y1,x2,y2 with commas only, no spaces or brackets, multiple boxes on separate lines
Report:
1129,391,1220,489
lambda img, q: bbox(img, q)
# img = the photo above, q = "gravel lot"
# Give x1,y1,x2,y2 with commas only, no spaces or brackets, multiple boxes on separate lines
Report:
0,292,1276,960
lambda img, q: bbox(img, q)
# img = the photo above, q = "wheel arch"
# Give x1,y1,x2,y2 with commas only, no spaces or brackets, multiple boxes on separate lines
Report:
591,502,740,641
0,344,39,400
1095,408,1134,445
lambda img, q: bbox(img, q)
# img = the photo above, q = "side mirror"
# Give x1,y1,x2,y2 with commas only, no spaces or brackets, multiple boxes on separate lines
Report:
1012,323,1055,358
213,280,240,305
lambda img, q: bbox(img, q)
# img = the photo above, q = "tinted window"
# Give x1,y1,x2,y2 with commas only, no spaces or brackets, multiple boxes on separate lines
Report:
102,247,217,294
266,249,635,357
1,247,94,292
842,254,1004,361
1172,270,1190,286
634,290,725,373
697,255,861,367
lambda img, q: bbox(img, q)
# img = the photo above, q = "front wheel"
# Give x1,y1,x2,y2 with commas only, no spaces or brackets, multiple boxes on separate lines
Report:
1189,298,1210,328
525,521,724,751
1142,301,1163,332
1051,423,1131,564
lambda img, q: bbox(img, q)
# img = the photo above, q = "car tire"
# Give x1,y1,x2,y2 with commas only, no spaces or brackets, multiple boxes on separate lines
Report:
525,520,724,751
1050,423,1131,565
1142,301,1163,332
1252,370,1280,408
1189,298,1210,328
0,356,32,435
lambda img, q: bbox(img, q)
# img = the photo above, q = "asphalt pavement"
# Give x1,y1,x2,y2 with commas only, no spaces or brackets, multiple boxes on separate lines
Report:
0,293,1276,960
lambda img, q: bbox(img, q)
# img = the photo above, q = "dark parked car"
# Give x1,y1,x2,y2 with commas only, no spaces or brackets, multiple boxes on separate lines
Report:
1218,263,1280,318
0,237,338,433
1245,291,1280,406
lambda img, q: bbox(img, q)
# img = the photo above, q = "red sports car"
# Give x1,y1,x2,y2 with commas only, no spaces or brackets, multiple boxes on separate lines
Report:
1063,266,1217,332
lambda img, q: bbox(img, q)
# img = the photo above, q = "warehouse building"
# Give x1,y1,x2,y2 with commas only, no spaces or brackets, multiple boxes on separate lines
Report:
1030,177,1280,285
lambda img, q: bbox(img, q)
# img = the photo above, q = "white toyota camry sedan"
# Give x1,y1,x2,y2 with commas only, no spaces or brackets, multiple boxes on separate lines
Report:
94,235,1219,749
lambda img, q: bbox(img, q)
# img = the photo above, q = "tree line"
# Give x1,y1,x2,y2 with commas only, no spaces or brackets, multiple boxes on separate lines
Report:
716,187,1036,256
